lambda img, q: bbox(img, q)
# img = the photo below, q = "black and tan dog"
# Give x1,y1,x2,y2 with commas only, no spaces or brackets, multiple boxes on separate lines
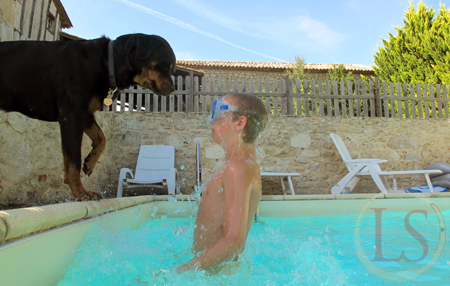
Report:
0,33,176,201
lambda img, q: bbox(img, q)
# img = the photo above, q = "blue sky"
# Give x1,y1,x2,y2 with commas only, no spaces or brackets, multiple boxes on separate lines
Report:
60,0,445,66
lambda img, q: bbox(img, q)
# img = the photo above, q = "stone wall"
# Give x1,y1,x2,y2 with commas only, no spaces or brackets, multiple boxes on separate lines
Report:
0,111,115,208
1,110,449,208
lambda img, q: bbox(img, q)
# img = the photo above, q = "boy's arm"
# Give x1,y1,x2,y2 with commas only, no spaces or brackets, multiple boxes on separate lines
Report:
177,162,253,271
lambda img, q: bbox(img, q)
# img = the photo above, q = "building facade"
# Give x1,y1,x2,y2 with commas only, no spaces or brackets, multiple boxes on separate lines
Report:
0,0,72,41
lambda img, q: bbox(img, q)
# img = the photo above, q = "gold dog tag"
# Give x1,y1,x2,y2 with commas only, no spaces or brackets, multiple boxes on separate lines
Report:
104,98,113,106
104,89,115,106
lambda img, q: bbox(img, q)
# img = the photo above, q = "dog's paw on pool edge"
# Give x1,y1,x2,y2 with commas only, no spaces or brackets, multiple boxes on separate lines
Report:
76,191,103,201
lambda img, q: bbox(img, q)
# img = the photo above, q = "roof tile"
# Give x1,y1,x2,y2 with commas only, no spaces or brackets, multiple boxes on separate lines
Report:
176,60,373,72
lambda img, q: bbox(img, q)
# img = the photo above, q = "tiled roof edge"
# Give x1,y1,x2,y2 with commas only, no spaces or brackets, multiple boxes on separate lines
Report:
176,60,373,72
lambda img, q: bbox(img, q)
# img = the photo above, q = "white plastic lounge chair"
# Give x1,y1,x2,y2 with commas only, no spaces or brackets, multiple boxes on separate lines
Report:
261,172,300,195
330,133,442,194
117,145,180,197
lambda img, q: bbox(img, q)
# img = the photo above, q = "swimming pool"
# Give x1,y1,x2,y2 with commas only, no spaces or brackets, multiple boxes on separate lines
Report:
0,193,449,285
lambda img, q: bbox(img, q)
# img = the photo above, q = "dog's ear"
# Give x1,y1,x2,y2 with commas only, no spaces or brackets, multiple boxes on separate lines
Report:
124,34,161,59
135,35,164,60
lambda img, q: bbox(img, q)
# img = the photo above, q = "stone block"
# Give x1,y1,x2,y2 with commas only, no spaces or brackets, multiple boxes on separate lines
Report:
405,153,422,161
300,150,320,158
205,145,224,159
295,123,313,133
389,151,401,161
387,135,419,149
291,134,311,148
7,113,28,133
325,164,338,172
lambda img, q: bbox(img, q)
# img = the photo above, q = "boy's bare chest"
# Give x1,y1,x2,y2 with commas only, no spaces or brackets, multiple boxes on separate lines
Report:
201,172,225,207
194,171,226,251
202,167,226,195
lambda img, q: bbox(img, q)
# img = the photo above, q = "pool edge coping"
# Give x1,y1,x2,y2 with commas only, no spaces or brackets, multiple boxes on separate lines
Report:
1,192,449,243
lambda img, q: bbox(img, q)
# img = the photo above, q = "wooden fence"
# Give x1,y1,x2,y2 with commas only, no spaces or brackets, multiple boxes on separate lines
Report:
2,22,448,120
104,75,450,119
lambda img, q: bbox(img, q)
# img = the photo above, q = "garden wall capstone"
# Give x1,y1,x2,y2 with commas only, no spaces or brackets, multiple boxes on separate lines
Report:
1,110,449,208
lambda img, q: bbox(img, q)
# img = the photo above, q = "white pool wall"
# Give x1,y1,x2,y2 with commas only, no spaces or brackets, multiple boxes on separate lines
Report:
1,193,450,286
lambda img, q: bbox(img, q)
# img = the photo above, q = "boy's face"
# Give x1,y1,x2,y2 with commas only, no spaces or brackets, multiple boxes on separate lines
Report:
209,97,237,144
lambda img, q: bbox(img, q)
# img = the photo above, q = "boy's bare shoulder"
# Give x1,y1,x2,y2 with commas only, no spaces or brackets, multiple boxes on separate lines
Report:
223,157,259,176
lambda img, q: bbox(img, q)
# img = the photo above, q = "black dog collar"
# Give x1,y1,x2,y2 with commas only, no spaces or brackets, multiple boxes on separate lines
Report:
108,40,116,89
105,40,122,106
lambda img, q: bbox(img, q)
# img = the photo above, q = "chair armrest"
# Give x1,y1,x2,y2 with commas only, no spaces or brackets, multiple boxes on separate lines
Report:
167,168,180,195
119,168,134,183
117,168,134,198
344,159,388,164
169,168,179,185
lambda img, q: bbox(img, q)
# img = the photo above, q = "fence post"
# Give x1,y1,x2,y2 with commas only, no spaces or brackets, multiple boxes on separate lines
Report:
188,71,194,112
285,75,294,115
375,77,381,117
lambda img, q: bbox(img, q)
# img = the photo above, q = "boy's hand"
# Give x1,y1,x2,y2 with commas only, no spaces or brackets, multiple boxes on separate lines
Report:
154,269,169,276
176,263,189,273
176,260,199,273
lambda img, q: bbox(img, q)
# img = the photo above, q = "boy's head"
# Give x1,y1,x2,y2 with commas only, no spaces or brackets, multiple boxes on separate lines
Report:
223,93,268,144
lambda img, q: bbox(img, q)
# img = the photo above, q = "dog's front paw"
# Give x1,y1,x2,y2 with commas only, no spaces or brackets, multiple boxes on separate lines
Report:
88,191,103,201
83,152,99,176
76,191,102,201
82,160,93,176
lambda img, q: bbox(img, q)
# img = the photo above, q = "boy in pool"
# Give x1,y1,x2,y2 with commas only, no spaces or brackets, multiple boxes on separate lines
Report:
177,93,268,273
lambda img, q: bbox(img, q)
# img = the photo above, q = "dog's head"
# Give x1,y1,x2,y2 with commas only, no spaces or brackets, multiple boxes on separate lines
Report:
115,34,176,95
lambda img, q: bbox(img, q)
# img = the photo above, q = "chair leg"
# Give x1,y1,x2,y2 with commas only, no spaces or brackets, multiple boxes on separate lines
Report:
168,168,178,195
287,176,295,195
117,174,126,198
117,181,123,198
367,164,388,193
332,164,366,194
425,174,434,192
380,176,392,192
280,177,286,195
117,168,134,198
168,183,175,195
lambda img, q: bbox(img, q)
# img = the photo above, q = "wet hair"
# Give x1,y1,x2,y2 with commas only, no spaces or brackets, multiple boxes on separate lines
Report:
227,93,268,144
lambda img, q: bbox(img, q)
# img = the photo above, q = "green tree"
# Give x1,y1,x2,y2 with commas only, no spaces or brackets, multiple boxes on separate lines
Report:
327,64,354,94
278,55,309,115
327,64,354,83
374,1,450,85
286,55,308,83
324,64,357,116
286,58,358,115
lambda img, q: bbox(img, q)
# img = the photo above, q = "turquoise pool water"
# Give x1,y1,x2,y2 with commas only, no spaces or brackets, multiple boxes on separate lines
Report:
57,206,448,285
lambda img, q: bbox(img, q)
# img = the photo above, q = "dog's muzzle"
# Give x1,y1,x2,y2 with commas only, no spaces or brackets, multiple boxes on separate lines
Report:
158,79,173,95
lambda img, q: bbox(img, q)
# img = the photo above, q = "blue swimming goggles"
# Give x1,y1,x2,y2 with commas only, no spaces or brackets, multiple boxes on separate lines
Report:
208,99,238,122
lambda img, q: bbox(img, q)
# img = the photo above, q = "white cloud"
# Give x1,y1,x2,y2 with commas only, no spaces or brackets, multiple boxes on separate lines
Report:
175,51,197,60
114,0,285,62
173,0,346,48
174,0,248,34
293,17,346,46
